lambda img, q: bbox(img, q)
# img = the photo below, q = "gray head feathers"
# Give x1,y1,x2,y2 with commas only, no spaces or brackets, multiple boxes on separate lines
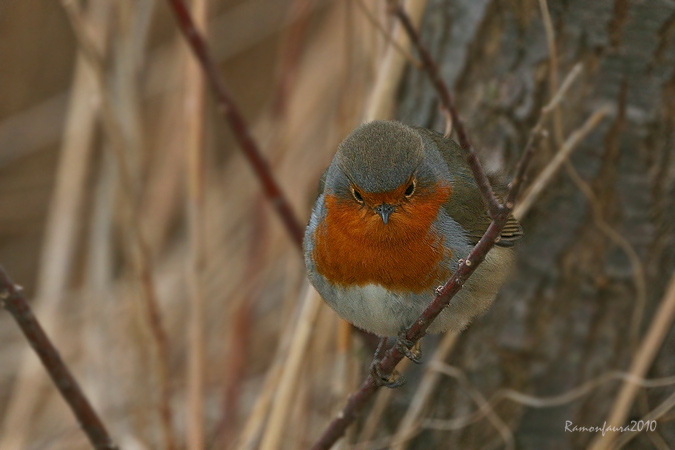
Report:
335,121,424,193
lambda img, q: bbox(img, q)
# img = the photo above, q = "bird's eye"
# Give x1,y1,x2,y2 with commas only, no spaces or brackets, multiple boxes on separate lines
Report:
404,180,416,198
351,187,364,204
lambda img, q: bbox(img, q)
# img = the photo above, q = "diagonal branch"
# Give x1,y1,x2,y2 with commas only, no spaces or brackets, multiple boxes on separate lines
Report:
311,4,586,449
166,0,305,249
0,268,117,450
386,0,502,219
310,193,527,450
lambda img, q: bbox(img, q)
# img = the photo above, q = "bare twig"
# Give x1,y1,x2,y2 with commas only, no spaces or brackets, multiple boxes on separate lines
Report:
184,0,208,447
0,2,110,447
311,200,525,449
513,105,609,219
614,388,675,448
166,0,305,249
364,0,428,121
536,0,649,358
61,3,176,447
538,0,564,147
503,64,582,208
422,368,675,432
272,0,315,116
356,363,402,444
236,328,290,450
428,362,515,450
212,199,266,447
0,268,117,450
354,0,421,69
259,286,324,450
536,4,657,445
0,0,328,171
311,4,596,446
421,373,675,437
389,331,458,450
590,273,675,450
386,0,502,218
311,10,566,450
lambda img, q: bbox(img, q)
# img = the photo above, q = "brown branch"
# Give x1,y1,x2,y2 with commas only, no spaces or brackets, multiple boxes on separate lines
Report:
311,195,529,449
166,0,305,250
272,0,315,116
183,0,209,448
422,366,675,432
590,272,675,450
313,82,556,450
0,267,117,450
311,4,589,448
386,0,502,219
613,388,675,448
354,0,422,69
61,3,177,447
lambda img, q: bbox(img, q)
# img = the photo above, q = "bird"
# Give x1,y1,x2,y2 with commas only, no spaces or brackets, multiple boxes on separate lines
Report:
304,120,522,342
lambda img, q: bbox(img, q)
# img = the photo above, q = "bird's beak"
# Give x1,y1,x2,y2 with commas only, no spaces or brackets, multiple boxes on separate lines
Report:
375,203,395,224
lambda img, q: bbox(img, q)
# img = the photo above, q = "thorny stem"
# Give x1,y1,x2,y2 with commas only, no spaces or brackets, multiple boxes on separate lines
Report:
0,267,117,450
311,3,583,449
166,0,305,250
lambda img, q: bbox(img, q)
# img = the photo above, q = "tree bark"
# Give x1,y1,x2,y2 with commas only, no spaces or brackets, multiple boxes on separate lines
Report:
394,0,675,448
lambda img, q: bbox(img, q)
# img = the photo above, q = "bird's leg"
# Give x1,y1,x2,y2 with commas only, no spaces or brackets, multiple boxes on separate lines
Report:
369,337,406,388
396,331,422,364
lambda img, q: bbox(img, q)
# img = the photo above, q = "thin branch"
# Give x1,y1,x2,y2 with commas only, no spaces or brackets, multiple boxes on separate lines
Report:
422,366,675,432
613,389,675,449
536,3,659,445
259,286,324,450
538,0,564,147
513,105,609,219
166,0,305,249
311,6,590,447
429,363,515,450
61,3,176,447
590,273,675,450
363,0,428,122
311,189,526,450
272,0,315,116
503,62,583,213
0,2,110,447
184,0,208,447
0,267,117,450
311,210,527,449
354,0,422,69
389,331,458,450
211,199,266,447
386,0,502,218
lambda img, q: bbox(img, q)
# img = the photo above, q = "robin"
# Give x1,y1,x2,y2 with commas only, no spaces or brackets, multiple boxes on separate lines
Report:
304,120,522,357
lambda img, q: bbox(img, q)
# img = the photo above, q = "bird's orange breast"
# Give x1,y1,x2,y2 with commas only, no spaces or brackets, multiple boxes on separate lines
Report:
312,183,453,293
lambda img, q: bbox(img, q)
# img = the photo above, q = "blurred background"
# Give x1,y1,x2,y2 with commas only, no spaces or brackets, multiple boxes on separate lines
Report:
0,0,674,449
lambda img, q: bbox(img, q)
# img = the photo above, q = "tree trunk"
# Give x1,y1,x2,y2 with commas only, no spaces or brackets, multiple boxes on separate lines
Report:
394,0,675,448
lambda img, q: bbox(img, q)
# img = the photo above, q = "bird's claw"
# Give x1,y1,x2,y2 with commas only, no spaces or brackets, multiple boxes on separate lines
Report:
396,332,422,364
369,336,406,388
370,360,406,388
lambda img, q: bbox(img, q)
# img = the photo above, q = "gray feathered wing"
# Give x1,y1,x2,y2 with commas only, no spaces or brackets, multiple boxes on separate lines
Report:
415,127,523,247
